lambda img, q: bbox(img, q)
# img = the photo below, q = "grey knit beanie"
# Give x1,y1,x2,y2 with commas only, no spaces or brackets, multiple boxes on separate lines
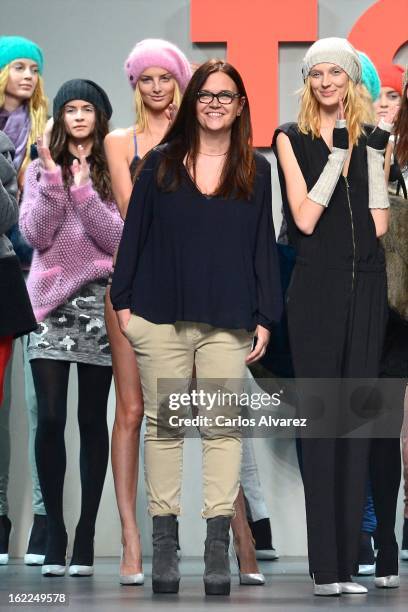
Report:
53,79,113,119
302,37,362,84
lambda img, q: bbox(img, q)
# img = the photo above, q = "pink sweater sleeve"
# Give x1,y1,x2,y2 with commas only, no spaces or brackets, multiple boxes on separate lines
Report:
20,161,67,251
70,181,124,255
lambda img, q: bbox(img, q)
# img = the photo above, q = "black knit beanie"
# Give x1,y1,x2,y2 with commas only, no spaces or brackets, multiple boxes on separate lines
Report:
53,79,113,119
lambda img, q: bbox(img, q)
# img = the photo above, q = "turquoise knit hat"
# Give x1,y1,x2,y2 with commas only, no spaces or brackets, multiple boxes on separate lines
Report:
357,51,380,101
0,36,44,74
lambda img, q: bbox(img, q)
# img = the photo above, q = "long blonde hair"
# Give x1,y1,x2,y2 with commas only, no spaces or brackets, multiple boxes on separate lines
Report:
297,77,366,145
0,64,48,177
133,79,181,133
356,83,376,124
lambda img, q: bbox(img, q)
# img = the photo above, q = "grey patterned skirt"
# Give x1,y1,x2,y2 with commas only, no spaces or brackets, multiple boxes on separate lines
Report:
27,279,111,366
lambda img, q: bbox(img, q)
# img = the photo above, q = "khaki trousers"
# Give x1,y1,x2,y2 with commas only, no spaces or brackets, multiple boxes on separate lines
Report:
125,315,253,518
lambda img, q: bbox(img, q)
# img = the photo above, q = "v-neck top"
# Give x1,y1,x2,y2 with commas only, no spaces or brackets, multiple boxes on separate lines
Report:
272,122,385,271
110,145,282,331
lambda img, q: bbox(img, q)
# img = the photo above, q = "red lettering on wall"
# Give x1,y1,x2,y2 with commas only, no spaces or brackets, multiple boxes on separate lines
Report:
348,0,408,66
191,0,317,147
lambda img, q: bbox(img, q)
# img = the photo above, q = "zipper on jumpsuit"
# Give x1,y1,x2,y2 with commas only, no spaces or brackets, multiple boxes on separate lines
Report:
343,176,355,292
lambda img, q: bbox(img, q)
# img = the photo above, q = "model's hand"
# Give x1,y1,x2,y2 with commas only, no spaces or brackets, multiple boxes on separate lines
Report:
116,308,131,335
165,103,178,125
333,98,349,149
337,97,345,121
37,136,57,171
72,145,90,187
245,325,270,364
368,110,395,152
43,117,54,147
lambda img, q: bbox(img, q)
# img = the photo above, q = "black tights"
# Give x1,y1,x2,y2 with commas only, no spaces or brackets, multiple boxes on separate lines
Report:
370,437,402,576
31,359,112,564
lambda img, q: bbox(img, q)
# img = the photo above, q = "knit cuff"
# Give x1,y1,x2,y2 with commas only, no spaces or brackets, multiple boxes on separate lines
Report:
332,123,349,149
40,166,63,186
367,147,390,209
377,118,393,133
70,181,95,203
308,147,348,208
335,119,347,129
367,121,392,152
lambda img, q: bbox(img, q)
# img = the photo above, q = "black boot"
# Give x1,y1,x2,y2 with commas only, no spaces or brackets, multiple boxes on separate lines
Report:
401,518,408,559
0,515,12,564
203,516,231,596
375,540,399,578
69,525,95,576
356,531,375,575
248,517,279,560
25,514,47,565
152,515,180,593
42,527,68,577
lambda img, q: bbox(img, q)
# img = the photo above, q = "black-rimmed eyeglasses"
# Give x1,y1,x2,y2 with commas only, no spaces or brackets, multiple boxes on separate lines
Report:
197,90,241,105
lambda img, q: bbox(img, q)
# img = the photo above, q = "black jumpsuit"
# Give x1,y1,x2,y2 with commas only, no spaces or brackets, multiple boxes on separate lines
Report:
272,123,398,582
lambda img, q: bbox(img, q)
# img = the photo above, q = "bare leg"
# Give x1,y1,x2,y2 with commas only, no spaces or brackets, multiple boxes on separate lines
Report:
105,288,144,574
231,486,261,573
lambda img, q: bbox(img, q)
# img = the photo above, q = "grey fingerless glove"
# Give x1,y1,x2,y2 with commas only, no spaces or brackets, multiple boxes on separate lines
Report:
308,119,349,207
367,119,392,209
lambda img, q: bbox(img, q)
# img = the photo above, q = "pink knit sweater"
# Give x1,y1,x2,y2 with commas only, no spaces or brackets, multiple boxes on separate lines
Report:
20,160,124,321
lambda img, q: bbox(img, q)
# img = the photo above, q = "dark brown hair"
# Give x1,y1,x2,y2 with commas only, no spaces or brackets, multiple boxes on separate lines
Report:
394,84,408,170
49,106,113,201
156,59,255,200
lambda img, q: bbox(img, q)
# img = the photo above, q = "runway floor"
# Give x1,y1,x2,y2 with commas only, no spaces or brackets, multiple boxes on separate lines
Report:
1,557,408,611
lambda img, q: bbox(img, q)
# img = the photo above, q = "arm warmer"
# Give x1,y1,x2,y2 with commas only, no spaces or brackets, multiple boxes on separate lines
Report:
366,119,392,210
307,119,349,208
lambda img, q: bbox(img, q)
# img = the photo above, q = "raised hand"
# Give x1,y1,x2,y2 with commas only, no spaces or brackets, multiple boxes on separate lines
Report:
337,97,345,121
43,118,54,147
72,145,90,187
37,136,57,172
164,103,178,125
333,97,349,150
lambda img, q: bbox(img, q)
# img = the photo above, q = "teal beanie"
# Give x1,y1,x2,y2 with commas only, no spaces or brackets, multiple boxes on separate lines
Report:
357,51,380,101
0,36,44,74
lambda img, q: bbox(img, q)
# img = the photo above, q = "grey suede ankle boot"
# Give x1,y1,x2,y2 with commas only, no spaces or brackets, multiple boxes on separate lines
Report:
203,516,231,596
152,515,180,594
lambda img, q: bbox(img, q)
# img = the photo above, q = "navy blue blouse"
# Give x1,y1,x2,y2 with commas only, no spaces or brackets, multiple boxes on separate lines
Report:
111,146,282,331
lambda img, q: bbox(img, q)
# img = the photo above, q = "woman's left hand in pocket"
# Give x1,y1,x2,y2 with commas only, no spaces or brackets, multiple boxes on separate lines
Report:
116,308,131,335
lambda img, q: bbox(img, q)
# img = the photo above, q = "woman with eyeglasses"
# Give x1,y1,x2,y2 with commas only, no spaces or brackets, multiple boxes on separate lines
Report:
111,59,281,596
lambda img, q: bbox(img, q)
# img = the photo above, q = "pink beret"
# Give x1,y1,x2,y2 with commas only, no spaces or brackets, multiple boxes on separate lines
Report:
124,38,192,92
